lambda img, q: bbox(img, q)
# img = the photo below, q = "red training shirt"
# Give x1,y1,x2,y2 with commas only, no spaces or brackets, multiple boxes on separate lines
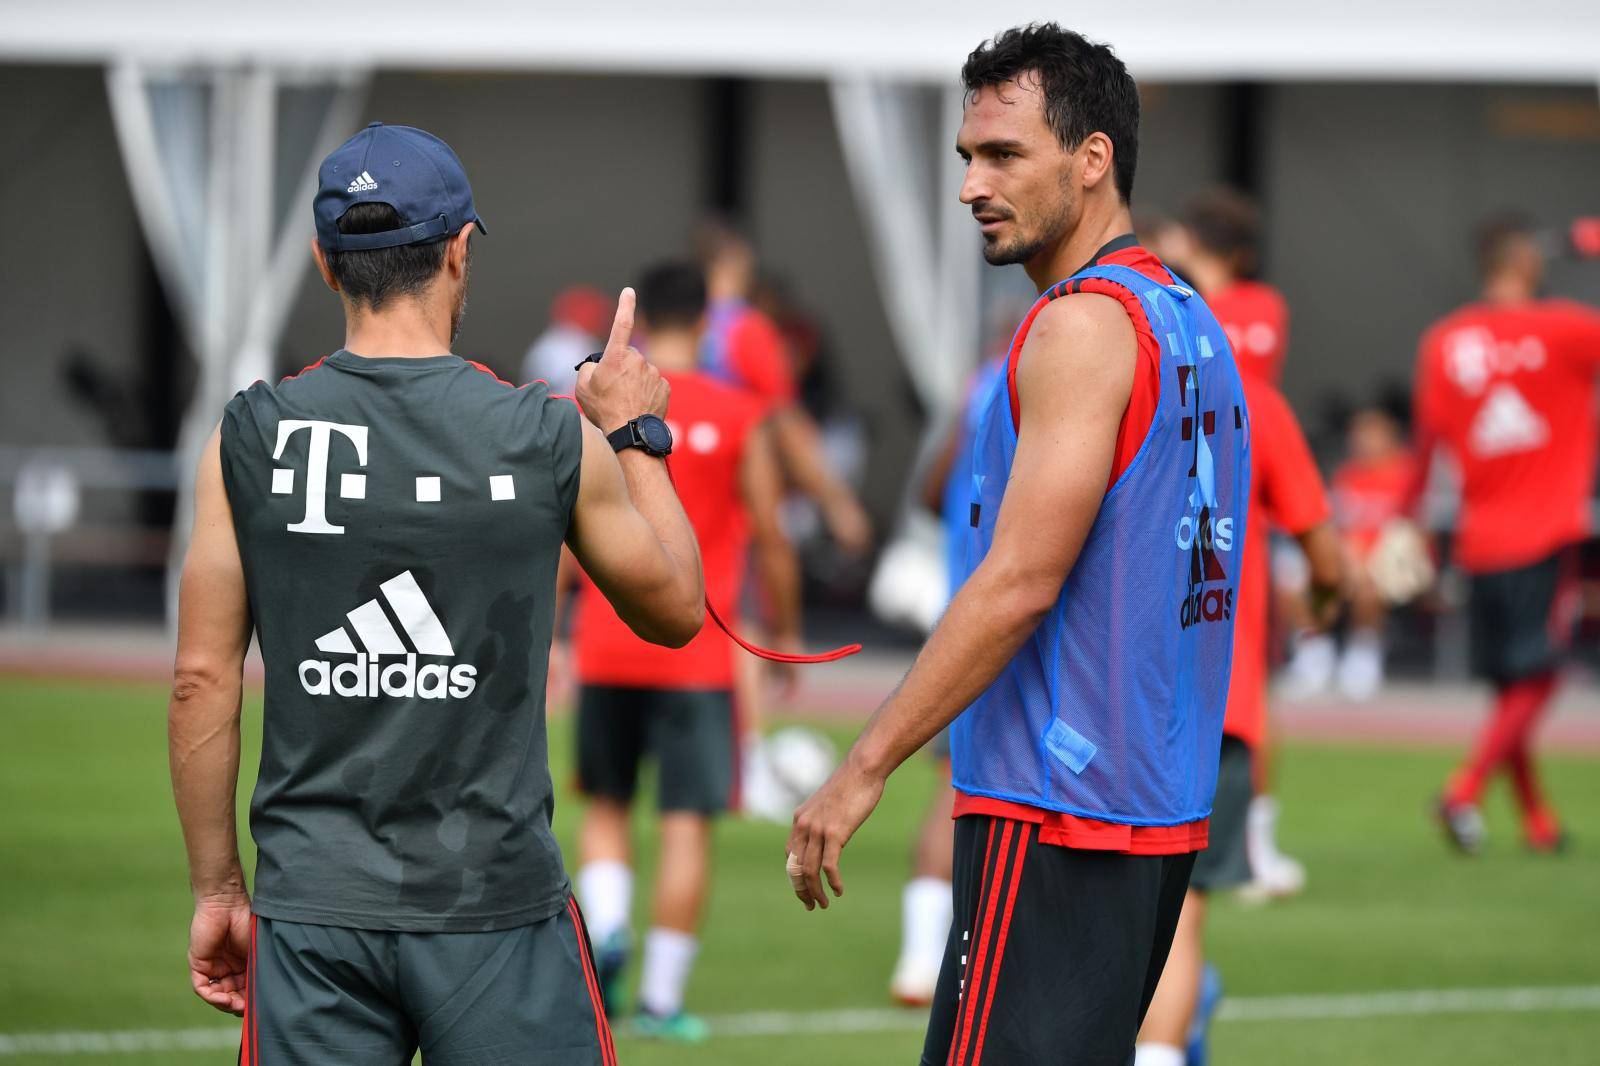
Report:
1225,377,1331,751
573,370,766,689
1208,280,1289,385
1413,299,1600,573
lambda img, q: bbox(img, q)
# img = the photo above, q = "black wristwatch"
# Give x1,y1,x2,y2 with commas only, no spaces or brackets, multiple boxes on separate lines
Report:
607,415,673,458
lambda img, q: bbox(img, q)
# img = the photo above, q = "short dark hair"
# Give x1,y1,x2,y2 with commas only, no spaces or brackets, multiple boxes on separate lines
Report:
323,202,451,310
636,261,707,331
961,23,1140,202
1185,187,1262,276
1475,212,1536,280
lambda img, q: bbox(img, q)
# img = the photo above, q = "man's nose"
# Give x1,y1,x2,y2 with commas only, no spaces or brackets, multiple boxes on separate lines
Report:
959,163,988,206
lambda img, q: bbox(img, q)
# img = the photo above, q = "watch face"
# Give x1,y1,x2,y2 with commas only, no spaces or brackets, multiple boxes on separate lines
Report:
638,415,673,454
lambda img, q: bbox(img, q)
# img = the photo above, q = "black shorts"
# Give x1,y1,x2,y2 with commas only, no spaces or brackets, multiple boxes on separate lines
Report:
921,815,1196,1066
241,900,615,1065
575,685,736,814
1469,547,1580,685
1189,735,1254,892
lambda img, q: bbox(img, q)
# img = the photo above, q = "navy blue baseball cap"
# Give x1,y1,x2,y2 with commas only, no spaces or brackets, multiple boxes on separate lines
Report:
314,122,486,251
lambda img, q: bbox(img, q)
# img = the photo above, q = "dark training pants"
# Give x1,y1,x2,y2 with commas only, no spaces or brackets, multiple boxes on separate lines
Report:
239,899,616,1066
921,815,1196,1066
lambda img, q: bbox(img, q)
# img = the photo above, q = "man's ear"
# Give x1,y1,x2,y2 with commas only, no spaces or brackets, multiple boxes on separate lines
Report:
446,223,474,279
311,238,340,293
1079,131,1115,194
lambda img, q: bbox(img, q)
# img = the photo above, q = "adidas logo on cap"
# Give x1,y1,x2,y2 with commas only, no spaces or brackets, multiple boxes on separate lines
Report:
346,170,379,194
299,570,478,699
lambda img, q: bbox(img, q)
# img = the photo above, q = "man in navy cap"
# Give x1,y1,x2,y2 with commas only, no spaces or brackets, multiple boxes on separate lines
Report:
166,121,704,1064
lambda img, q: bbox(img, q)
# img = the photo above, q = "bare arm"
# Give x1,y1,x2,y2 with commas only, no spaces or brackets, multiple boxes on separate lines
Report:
786,293,1136,908
742,418,804,687
1297,521,1345,628
566,289,704,647
169,428,255,1014
771,407,873,553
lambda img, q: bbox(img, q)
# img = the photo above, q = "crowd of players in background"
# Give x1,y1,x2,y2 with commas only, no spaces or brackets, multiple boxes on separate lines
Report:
514,196,1600,1050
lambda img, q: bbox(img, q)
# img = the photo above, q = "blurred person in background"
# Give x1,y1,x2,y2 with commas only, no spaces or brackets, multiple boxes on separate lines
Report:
521,283,610,393
1137,374,1342,1066
1171,189,1289,385
786,26,1251,1064
167,122,704,1064
563,261,800,1042
1330,403,1419,700
1417,213,1600,855
884,309,1012,1007
1164,188,1314,903
698,219,873,555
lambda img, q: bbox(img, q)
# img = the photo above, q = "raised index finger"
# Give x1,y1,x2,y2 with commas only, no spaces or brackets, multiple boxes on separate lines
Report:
605,287,636,356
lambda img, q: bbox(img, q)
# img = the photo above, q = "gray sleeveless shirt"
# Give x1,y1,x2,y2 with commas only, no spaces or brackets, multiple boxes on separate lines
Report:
220,350,581,931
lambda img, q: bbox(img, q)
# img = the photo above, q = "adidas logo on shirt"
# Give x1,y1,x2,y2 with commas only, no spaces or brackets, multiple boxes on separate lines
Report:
1470,382,1549,458
346,170,379,193
298,570,478,699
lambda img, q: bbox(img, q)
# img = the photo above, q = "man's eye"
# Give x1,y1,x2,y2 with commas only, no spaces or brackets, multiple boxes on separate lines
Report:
997,151,1016,161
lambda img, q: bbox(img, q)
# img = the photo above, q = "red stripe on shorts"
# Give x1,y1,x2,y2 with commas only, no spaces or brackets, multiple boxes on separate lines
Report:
241,913,258,1066
566,897,618,1066
969,823,1032,1064
951,819,1015,1066
946,819,999,1065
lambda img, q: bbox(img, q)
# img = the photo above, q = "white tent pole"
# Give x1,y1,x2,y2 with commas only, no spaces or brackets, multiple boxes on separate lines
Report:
828,76,944,412
932,83,980,405
228,66,277,391
104,61,203,352
244,73,370,375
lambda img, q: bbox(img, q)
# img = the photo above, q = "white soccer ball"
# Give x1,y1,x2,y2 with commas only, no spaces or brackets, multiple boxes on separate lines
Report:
742,728,839,823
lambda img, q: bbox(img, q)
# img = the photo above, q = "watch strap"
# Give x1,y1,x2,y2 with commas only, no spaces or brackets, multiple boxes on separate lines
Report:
606,422,639,454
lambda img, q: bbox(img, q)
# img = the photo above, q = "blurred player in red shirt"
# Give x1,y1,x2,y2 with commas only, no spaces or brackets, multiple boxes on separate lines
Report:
698,220,872,553
1171,188,1290,385
564,261,801,1040
1138,375,1341,1066
1416,215,1600,854
1330,406,1419,699
1158,190,1320,899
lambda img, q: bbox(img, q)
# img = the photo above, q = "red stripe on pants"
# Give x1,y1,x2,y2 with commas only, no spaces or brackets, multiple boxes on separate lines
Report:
567,897,619,1066
240,914,258,1066
968,823,1032,1064
945,820,999,1066
951,820,1015,1066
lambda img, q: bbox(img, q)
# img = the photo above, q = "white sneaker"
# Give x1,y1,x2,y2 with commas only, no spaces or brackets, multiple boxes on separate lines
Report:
889,954,941,1007
1279,633,1335,701
1336,634,1384,702
1237,853,1307,904
1239,795,1307,903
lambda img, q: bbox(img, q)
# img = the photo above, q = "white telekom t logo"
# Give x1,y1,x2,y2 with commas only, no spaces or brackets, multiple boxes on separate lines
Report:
273,420,369,534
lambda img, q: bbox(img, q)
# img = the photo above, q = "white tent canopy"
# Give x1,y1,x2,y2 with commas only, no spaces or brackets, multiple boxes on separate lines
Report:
3,1,1596,622
3,0,1598,84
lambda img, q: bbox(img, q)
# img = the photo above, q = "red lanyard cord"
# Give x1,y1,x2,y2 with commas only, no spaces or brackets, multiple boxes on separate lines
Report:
663,457,862,665
704,593,863,664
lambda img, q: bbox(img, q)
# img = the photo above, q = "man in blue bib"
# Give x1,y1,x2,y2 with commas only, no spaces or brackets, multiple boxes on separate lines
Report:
787,24,1250,1065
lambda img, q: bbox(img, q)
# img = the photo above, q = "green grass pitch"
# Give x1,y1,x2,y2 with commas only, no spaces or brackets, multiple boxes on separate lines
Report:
2,675,1598,1064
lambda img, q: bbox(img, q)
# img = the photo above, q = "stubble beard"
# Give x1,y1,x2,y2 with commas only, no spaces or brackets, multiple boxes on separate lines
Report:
981,180,1076,267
